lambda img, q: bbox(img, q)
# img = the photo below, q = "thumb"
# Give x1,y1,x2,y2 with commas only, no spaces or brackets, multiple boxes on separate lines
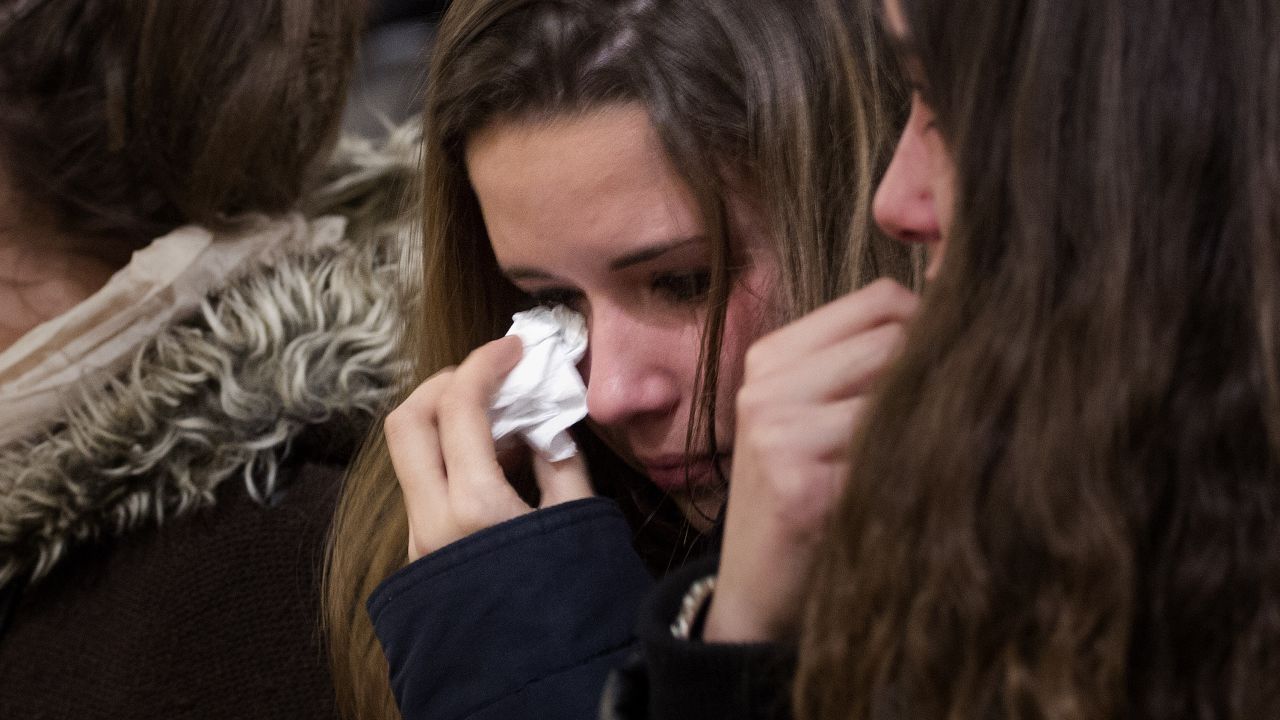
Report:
533,451,593,507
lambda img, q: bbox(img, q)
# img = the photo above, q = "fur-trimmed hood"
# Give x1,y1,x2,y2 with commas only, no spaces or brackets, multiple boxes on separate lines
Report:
0,127,420,587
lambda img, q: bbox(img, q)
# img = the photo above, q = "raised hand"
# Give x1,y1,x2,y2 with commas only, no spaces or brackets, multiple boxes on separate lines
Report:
704,279,919,642
384,336,593,562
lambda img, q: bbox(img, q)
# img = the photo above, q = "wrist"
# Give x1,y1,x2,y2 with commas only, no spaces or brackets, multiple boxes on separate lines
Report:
701,590,791,644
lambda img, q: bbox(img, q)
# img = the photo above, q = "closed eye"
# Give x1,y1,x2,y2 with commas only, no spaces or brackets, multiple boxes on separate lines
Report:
528,287,584,311
651,269,712,305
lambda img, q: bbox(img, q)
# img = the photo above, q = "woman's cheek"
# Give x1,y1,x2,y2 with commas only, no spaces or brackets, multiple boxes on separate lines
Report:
716,278,775,438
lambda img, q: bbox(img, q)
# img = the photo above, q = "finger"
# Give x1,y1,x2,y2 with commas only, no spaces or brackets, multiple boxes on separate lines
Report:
436,336,523,490
748,279,918,378
741,322,908,407
533,452,593,507
804,321,909,399
384,372,453,508
384,373,454,560
736,397,869,468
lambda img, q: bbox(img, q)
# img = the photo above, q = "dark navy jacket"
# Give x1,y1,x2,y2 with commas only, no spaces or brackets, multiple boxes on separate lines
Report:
368,497,653,720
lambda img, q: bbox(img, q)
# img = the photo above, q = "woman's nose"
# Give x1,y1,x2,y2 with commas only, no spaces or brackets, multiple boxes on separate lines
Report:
873,102,942,244
581,310,680,427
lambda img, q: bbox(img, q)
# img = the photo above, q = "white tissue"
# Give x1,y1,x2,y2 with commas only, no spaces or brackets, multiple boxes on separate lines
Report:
490,305,589,462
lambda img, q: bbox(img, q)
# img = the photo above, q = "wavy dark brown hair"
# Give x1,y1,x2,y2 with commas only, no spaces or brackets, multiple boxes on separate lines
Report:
323,0,911,717
0,0,364,245
798,0,1280,718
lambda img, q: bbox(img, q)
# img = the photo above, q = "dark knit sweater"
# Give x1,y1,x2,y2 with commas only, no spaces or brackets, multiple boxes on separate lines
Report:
0,461,342,720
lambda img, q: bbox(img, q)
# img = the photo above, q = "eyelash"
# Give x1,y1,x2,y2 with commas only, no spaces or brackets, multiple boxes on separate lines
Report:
529,288,582,311
527,269,714,310
652,269,712,304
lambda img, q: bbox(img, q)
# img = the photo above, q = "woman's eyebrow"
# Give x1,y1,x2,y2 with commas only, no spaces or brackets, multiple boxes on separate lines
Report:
502,236,705,282
503,267,557,282
608,236,704,271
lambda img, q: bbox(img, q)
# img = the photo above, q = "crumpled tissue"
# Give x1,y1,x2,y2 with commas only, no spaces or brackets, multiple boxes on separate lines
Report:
490,305,588,462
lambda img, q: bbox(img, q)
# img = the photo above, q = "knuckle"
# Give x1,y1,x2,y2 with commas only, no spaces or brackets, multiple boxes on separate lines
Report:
412,369,453,398
450,493,488,530
743,340,776,380
436,382,470,418
861,277,894,299
428,367,457,383
866,279,899,304
383,405,414,442
738,406,800,458
390,372,454,422
865,278,915,310
735,383,769,420
877,322,909,350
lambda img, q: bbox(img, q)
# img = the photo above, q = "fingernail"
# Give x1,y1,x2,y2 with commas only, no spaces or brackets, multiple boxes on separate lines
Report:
496,334,524,360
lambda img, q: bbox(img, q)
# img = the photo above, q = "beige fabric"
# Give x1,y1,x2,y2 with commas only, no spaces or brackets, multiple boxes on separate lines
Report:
0,213,346,445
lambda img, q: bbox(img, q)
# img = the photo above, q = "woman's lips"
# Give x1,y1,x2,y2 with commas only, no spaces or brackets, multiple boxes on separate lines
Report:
639,455,726,492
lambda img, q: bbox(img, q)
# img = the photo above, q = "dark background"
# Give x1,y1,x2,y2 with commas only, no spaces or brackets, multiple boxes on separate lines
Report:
345,0,453,137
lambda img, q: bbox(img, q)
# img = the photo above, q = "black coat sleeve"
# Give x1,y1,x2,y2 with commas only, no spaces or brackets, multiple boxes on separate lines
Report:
367,497,653,720
601,558,796,720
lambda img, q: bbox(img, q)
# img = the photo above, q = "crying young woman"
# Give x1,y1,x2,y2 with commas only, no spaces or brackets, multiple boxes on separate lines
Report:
323,1,917,718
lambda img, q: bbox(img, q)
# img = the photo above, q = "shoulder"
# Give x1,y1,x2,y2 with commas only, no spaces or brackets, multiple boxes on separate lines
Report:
369,498,655,720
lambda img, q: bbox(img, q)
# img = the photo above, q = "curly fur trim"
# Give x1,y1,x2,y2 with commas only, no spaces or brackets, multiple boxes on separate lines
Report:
0,129,420,587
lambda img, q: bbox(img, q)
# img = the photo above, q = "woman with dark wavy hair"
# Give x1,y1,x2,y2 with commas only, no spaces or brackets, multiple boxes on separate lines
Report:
799,0,1280,715
626,0,1280,718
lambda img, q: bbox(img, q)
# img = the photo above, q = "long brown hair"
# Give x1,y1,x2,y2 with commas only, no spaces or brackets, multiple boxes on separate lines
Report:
799,0,1280,718
0,0,364,245
324,0,910,717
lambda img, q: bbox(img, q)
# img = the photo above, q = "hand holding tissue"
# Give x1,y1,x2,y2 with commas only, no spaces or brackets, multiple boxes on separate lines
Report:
490,306,588,462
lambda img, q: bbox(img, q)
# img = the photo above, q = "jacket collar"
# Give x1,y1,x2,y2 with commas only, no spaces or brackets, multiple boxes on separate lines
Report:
0,129,418,587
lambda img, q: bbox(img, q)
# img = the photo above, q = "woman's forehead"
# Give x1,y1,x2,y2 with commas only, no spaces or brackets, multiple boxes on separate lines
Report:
468,105,706,268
